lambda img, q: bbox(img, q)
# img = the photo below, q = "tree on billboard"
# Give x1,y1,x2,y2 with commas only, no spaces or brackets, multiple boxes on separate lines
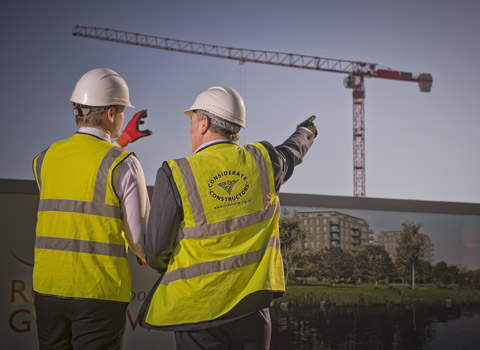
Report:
460,267,480,289
303,251,324,281
395,261,409,285
356,245,394,287
432,261,449,286
279,210,308,283
319,247,354,286
395,221,425,289
416,260,433,285
446,265,460,285
459,266,480,289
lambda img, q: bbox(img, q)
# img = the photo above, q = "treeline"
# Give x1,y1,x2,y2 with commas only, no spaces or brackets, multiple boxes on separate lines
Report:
279,212,480,289
298,246,480,289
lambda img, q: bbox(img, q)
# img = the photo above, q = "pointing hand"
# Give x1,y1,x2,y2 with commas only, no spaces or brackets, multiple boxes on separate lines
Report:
297,115,317,138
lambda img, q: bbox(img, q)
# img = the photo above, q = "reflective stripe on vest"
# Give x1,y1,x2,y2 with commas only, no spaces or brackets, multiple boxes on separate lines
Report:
160,235,280,286
34,149,47,191
143,142,285,327
35,236,127,258
33,134,131,302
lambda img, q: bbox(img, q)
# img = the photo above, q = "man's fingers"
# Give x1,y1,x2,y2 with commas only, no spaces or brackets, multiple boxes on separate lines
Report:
141,129,153,137
135,110,149,127
134,109,148,120
307,115,316,122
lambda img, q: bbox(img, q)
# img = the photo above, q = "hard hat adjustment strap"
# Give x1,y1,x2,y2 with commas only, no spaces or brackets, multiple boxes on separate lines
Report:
73,106,111,117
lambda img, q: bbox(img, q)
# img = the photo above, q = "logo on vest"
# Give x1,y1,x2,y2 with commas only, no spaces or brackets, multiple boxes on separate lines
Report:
218,179,238,195
208,170,250,207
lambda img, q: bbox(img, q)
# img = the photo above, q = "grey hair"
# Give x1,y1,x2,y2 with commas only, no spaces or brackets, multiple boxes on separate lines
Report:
195,110,240,141
72,102,119,127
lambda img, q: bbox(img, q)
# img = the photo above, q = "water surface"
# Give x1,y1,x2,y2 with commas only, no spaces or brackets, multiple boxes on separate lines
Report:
270,304,480,349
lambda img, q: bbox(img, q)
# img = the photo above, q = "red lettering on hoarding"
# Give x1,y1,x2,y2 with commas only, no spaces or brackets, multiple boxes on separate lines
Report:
11,280,28,303
9,309,31,333
130,291,147,302
127,309,139,331
137,291,146,301
11,251,34,267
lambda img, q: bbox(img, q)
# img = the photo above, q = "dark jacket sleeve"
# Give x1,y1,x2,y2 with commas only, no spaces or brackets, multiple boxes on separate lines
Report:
260,127,315,193
143,164,182,273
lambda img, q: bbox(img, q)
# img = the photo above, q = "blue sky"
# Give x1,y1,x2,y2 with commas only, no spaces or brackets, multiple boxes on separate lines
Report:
1,0,479,204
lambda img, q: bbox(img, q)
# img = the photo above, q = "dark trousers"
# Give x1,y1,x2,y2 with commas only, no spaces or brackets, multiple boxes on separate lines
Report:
34,292,129,350
175,308,271,350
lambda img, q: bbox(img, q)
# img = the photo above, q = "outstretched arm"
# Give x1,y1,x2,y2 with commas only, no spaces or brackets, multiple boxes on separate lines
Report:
260,116,317,193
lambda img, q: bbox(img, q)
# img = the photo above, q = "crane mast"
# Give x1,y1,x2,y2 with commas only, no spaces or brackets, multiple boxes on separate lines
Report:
72,25,432,197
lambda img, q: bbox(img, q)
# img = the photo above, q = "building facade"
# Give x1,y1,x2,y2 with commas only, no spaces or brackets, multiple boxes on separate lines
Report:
377,230,435,263
297,211,370,253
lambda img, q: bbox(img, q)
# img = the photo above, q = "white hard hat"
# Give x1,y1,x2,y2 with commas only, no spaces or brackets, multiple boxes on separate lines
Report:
70,68,134,108
184,86,246,128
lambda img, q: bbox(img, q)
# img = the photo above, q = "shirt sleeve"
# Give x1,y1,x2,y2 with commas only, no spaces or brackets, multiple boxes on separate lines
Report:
113,155,150,261
260,127,315,193
143,164,182,273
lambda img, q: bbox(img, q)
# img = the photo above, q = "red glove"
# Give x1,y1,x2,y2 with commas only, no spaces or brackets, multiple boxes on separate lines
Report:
136,255,148,267
116,109,153,148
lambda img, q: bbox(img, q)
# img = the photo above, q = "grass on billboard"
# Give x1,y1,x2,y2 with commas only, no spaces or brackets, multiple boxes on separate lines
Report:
273,282,480,307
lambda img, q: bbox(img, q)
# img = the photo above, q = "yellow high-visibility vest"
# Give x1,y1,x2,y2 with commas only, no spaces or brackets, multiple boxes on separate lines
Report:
33,133,132,302
142,142,285,328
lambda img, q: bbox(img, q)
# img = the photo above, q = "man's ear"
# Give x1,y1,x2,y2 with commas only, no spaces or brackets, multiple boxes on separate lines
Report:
200,116,209,135
106,107,115,123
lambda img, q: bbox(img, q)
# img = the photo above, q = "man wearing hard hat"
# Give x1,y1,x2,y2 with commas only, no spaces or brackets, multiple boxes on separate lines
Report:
33,68,152,349
140,86,316,349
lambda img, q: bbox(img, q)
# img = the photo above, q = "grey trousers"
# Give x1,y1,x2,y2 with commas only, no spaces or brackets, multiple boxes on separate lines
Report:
175,308,271,350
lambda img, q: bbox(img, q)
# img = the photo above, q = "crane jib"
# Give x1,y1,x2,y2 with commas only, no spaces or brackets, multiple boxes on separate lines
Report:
72,24,433,198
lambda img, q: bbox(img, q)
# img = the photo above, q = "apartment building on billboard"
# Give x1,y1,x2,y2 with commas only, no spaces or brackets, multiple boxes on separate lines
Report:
297,211,371,253
377,230,435,263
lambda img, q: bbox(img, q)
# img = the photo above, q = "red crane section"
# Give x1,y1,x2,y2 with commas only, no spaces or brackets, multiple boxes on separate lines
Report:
72,25,433,197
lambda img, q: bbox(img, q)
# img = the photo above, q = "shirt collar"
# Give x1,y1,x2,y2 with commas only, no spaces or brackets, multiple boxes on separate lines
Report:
78,127,111,143
194,139,234,154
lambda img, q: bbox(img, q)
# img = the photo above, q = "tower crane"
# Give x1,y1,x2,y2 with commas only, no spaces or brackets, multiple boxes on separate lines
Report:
72,25,433,197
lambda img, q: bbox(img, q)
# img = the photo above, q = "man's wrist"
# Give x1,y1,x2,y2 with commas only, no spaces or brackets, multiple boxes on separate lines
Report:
116,132,133,148
298,126,314,135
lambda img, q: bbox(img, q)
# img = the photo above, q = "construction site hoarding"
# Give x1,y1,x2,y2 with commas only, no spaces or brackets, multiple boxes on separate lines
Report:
1,179,479,349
